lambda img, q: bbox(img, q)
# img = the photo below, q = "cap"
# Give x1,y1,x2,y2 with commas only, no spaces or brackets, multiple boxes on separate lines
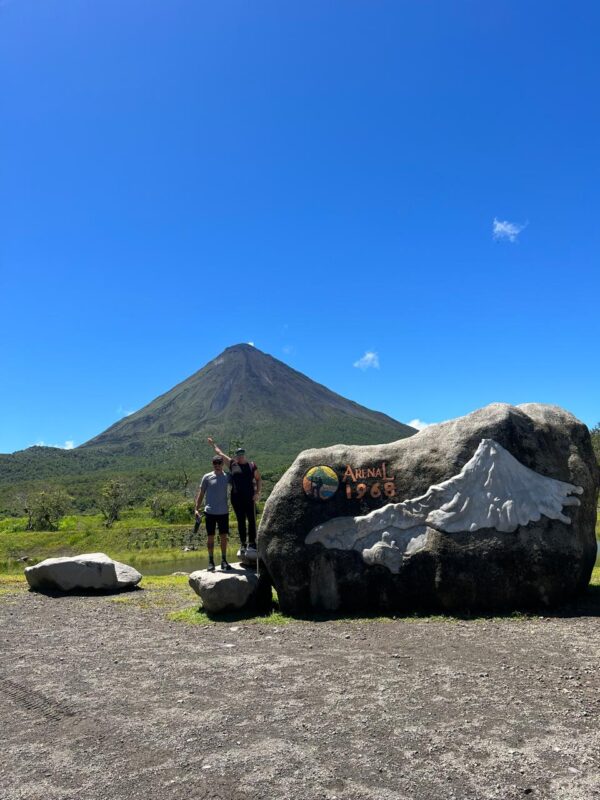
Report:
235,448,246,455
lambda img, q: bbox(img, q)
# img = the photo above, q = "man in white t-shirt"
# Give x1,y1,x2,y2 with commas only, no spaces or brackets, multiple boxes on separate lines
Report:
195,455,231,572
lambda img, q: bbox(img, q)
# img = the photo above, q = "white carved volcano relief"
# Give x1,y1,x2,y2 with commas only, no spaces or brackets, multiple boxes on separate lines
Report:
305,439,583,573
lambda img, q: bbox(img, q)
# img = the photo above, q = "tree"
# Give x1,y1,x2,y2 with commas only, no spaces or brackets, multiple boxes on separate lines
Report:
149,491,179,519
12,491,34,530
99,480,129,527
591,423,600,465
177,468,190,494
228,437,244,457
27,488,72,531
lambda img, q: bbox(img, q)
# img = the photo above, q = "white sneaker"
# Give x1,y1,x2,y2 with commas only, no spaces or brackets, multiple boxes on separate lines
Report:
236,546,247,559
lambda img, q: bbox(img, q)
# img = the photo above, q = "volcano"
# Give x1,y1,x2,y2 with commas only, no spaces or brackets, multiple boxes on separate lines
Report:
0,345,415,501
83,344,414,456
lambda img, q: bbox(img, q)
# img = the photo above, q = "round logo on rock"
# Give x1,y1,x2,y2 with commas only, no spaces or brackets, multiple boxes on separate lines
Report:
302,466,339,500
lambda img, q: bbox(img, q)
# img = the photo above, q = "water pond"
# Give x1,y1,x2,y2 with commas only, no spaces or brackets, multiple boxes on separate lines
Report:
133,556,210,576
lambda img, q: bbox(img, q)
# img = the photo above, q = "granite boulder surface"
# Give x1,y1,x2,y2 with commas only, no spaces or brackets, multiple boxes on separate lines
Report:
258,403,599,615
25,552,142,593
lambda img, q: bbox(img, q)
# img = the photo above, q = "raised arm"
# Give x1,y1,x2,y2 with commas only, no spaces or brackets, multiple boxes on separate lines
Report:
207,437,232,467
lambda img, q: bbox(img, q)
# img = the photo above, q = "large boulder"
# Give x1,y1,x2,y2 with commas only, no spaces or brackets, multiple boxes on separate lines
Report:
258,403,599,615
25,552,142,592
189,563,271,614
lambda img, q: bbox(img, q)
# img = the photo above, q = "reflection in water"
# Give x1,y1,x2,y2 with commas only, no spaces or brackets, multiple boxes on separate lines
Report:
133,556,209,576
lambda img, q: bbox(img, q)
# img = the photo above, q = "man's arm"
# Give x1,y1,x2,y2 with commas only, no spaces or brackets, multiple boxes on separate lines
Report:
207,437,232,467
253,467,262,503
194,482,206,519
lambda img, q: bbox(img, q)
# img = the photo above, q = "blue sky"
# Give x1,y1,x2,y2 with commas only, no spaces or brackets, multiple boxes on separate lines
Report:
1,1,599,453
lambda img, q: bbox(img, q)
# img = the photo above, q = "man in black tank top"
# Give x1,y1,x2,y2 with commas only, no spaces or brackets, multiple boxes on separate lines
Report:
207,438,262,552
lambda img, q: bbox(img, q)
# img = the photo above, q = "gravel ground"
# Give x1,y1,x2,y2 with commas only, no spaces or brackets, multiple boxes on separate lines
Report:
1,579,599,800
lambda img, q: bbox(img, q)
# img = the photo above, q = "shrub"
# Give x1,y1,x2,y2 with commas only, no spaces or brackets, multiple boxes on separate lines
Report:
28,488,72,531
164,500,195,524
0,516,29,533
149,492,194,523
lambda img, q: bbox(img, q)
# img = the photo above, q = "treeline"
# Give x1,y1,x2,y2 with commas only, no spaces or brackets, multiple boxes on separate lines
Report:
9,480,195,532
1,469,283,531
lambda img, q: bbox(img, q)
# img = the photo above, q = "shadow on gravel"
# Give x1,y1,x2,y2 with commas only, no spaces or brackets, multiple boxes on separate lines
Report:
547,583,600,619
195,585,600,623
28,585,143,599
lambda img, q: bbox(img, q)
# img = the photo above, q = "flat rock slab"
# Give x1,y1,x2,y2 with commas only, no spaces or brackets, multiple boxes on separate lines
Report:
238,547,258,568
24,552,142,593
189,562,270,613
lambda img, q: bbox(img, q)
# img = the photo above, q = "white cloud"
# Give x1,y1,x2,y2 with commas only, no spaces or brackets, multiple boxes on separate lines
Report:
247,341,255,347
492,217,527,242
408,419,432,431
34,439,76,449
117,405,134,418
408,418,449,431
353,351,380,370
282,345,293,355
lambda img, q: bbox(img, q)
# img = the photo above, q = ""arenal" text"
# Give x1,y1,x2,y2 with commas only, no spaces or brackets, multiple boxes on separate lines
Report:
342,463,395,482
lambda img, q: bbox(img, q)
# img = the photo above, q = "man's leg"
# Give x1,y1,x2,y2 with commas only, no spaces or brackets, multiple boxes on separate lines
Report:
232,495,247,547
218,515,230,570
205,514,216,570
207,535,215,568
246,497,257,547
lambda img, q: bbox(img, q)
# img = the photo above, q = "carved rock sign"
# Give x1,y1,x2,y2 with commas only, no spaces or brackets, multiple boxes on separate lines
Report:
258,403,599,615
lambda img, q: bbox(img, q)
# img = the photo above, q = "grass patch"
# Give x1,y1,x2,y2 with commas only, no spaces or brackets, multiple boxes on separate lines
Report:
166,606,293,626
0,572,25,582
139,574,191,589
163,605,543,626
0,575,29,595
109,574,197,612
0,573,26,601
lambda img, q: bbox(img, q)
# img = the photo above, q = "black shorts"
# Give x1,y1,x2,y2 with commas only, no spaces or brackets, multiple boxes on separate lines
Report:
204,513,229,536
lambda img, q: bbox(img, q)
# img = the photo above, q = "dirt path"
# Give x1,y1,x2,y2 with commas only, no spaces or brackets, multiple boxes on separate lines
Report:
1,581,599,800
